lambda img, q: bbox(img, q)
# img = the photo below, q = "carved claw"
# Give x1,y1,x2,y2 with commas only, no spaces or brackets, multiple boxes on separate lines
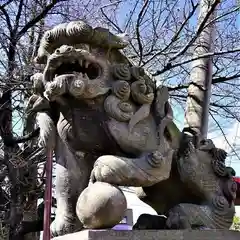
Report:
43,90,53,101
43,86,61,102
44,75,68,101
50,216,78,237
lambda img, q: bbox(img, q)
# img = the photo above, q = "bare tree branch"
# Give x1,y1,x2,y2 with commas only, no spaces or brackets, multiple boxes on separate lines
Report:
0,0,14,9
13,0,24,34
153,47,240,76
99,1,140,57
169,0,220,62
0,2,13,33
168,73,240,91
17,0,65,40
210,111,240,160
142,2,199,67
136,0,149,65
206,5,240,27
151,0,220,78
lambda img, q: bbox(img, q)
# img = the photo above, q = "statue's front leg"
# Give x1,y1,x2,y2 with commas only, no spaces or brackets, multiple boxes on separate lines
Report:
51,141,95,237
90,148,173,187
51,163,77,237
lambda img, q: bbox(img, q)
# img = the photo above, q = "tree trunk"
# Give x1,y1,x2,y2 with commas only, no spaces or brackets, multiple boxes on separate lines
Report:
184,0,217,140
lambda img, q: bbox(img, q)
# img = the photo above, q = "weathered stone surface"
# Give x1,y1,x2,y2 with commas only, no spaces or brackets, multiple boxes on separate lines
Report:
26,19,237,237
52,230,240,240
76,182,127,229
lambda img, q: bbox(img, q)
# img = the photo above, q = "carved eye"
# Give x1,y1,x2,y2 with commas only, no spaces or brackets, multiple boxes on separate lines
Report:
55,48,60,54
66,46,73,52
200,140,206,145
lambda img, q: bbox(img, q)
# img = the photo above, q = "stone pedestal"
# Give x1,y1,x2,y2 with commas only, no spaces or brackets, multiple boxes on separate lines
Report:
52,229,240,240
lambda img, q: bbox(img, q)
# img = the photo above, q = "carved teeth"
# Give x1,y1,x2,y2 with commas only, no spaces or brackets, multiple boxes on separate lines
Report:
78,59,83,66
85,61,89,68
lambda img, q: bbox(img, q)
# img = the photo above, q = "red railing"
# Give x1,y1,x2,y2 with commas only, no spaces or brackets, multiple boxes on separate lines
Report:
234,177,240,184
43,150,53,240
234,177,240,205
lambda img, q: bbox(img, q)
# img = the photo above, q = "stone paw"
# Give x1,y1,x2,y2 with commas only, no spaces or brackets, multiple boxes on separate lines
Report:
50,216,76,237
91,151,173,187
166,211,190,229
43,81,63,102
43,88,56,101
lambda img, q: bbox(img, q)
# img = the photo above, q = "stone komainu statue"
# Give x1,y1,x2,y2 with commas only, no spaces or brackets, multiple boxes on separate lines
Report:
26,20,236,237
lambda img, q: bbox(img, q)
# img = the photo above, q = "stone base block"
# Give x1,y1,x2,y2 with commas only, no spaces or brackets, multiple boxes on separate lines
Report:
52,229,240,240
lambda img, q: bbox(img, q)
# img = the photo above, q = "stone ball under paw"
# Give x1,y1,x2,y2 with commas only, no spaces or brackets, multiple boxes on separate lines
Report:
76,182,127,229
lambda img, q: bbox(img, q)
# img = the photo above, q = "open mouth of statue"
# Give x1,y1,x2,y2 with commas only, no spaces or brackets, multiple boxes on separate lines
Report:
53,59,101,80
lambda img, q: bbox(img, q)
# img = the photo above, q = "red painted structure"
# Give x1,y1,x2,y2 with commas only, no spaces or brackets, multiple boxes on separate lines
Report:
43,150,53,240
234,177,240,205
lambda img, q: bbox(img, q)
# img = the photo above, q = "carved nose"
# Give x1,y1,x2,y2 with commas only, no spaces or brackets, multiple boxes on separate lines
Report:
55,45,74,54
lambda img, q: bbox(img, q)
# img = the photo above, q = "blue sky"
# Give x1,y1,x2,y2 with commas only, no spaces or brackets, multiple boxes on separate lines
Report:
112,0,240,176
14,0,240,176
10,0,240,177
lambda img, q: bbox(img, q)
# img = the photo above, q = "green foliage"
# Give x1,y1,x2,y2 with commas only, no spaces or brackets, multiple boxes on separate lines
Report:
0,223,9,240
231,216,240,231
